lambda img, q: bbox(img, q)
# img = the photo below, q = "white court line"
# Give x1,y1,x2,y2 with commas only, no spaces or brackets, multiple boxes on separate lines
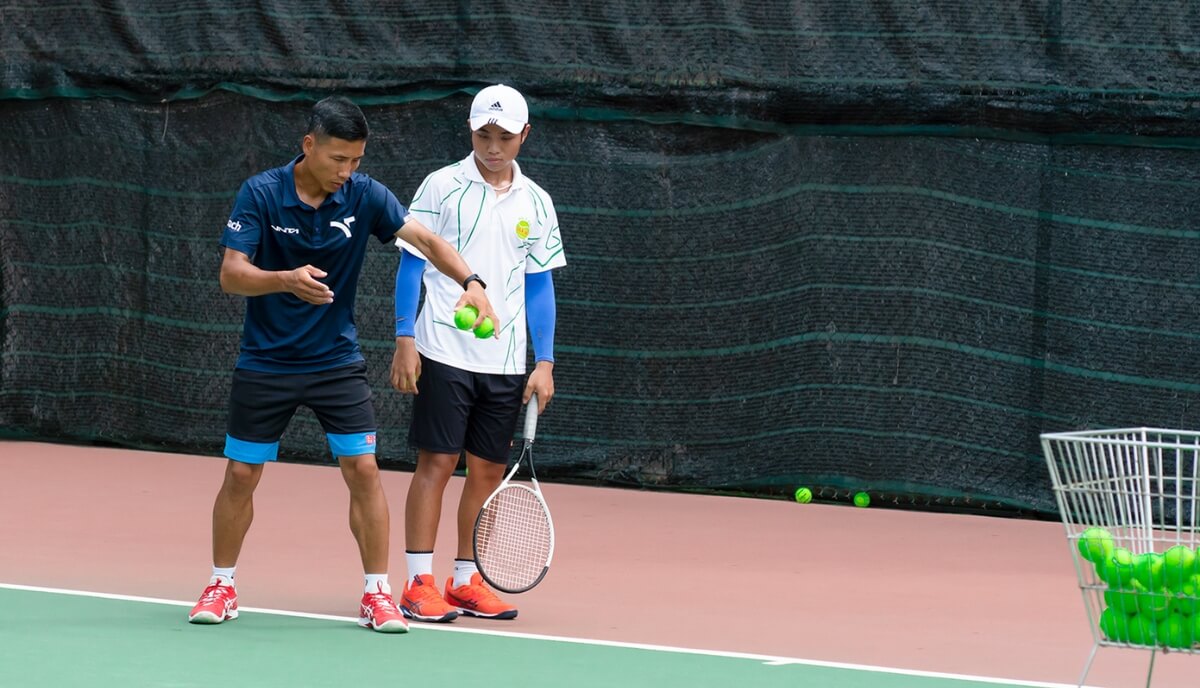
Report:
0,583,1096,688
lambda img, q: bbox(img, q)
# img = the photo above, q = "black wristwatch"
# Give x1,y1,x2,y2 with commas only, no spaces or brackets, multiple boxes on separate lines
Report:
462,273,487,290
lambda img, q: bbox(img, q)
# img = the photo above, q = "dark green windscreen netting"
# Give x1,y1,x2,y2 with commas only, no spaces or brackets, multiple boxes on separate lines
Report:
3,2,1200,514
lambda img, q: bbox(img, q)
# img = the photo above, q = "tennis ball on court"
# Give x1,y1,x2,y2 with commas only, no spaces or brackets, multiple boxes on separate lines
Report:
853,492,870,508
1163,545,1197,591
454,305,479,330
474,317,495,339
1133,552,1167,590
794,487,812,504
1077,527,1116,564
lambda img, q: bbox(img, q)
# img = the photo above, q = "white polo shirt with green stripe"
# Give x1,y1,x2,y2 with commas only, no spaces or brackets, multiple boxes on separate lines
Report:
397,154,566,375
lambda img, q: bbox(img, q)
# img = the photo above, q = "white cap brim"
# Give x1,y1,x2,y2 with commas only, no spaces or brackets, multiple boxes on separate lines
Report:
470,115,526,134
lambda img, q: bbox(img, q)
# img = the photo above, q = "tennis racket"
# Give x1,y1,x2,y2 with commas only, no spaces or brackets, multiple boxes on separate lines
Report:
473,392,555,594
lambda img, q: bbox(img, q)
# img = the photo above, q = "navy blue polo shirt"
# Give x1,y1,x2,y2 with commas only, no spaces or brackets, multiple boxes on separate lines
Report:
220,155,407,373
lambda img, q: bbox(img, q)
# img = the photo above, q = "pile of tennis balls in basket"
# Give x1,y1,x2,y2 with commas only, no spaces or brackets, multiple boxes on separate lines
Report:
1078,526,1200,649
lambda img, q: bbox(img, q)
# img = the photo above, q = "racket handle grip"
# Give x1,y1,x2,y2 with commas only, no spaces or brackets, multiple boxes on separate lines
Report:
524,392,539,442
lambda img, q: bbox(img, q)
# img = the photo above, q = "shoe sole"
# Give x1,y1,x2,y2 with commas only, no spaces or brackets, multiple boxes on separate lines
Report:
358,617,409,633
399,605,459,623
188,608,239,624
452,606,518,620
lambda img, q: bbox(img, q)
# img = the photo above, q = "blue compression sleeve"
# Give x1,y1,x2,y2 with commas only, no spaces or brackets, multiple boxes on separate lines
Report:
395,249,426,337
525,270,557,363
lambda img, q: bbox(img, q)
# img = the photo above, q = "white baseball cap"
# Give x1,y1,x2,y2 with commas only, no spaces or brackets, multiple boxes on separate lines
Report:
468,84,529,134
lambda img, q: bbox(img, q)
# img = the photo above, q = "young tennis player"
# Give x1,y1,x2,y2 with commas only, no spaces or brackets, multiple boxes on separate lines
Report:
390,84,566,622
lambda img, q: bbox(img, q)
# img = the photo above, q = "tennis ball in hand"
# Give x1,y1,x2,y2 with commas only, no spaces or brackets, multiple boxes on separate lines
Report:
794,487,812,504
853,491,870,508
474,317,495,339
454,305,479,331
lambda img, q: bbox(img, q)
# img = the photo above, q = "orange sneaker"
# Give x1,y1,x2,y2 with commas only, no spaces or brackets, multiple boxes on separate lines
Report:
400,574,459,623
444,573,518,620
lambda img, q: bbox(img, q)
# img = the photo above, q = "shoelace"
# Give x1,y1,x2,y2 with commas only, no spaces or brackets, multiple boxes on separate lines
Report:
407,583,443,602
459,582,502,605
365,592,400,614
198,584,231,605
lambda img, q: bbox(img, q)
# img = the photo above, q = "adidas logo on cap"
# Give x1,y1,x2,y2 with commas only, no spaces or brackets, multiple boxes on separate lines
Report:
470,85,528,132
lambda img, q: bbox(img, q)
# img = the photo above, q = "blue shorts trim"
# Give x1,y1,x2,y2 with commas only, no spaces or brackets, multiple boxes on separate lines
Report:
328,431,378,458
225,435,280,464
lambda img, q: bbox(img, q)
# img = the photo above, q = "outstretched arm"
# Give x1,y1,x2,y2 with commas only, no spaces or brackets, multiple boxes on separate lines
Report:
394,218,499,334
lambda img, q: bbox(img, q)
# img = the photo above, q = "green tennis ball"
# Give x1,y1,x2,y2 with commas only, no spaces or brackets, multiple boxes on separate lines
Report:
794,487,812,504
1136,591,1172,621
1157,612,1194,649
1099,607,1133,642
1133,552,1167,590
454,305,478,330
1163,545,1197,591
1173,575,1200,616
1096,548,1136,588
1128,613,1158,646
1104,586,1142,616
473,317,495,339
1077,527,1116,563
853,492,870,508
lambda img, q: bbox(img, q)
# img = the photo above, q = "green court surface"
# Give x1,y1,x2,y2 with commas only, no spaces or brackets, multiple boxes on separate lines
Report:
0,586,1052,688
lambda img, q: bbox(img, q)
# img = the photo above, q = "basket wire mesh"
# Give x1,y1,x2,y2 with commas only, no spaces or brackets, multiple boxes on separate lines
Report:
1042,428,1200,687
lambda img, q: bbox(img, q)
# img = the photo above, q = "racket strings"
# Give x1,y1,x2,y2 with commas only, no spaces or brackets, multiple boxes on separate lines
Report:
475,486,552,591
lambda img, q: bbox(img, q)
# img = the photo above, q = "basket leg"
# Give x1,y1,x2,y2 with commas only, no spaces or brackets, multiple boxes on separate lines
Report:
1077,643,1099,688
1144,649,1156,688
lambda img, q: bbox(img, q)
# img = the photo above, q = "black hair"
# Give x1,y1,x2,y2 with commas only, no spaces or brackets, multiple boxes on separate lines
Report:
306,96,369,141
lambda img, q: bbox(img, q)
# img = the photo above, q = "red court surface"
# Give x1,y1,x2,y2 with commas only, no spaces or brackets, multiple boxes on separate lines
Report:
2,440,1198,686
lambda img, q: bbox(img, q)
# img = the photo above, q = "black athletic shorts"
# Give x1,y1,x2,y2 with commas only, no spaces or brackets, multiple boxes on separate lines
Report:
224,361,377,463
408,355,524,464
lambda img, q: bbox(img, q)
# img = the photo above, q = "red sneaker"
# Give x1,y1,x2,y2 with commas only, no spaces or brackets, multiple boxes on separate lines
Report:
358,583,409,633
444,573,518,619
401,574,459,623
188,578,238,624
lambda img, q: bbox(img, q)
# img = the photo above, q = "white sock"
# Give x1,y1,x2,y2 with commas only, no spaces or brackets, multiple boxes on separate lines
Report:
211,566,236,585
453,559,478,588
364,574,390,594
406,551,434,581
